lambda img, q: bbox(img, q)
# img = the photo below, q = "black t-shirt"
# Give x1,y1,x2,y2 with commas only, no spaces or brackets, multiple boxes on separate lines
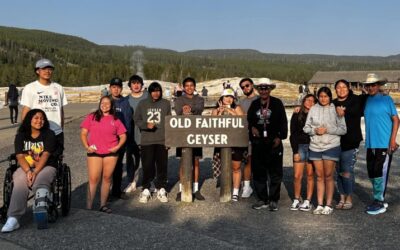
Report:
333,93,367,151
14,129,57,168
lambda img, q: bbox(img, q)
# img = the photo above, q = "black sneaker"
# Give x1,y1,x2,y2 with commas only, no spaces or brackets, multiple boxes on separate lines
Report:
176,192,181,202
252,201,269,210
269,201,279,211
193,191,205,201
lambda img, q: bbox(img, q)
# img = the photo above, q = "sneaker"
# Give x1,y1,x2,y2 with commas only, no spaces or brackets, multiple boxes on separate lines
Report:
176,192,181,202
241,186,253,198
321,205,333,215
269,201,279,211
366,200,386,215
232,194,239,202
290,199,301,211
139,189,151,203
157,188,169,203
193,191,205,201
123,181,137,193
1,217,20,233
299,200,313,212
313,205,324,215
252,201,269,210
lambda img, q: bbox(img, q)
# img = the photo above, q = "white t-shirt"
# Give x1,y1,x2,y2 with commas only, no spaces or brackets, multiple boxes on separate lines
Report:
21,80,68,135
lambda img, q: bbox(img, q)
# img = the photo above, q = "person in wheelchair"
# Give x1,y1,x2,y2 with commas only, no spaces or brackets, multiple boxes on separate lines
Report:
2,109,58,233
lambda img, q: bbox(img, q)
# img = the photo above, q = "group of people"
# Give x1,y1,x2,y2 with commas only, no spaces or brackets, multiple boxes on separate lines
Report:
1,57,399,233
290,75,399,215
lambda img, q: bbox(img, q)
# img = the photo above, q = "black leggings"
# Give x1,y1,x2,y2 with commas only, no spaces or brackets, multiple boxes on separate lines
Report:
9,106,18,123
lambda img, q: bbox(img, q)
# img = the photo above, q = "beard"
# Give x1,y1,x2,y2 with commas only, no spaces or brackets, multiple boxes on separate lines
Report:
244,88,254,97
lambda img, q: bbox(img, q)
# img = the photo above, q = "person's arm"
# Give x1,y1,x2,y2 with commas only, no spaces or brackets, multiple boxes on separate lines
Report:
289,113,299,154
80,128,95,153
389,115,400,152
21,106,31,122
109,133,127,153
61,107,65,129
303,108,316,135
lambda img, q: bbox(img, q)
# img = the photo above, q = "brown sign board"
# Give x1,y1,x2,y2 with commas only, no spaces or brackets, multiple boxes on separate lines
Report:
165,115,249,147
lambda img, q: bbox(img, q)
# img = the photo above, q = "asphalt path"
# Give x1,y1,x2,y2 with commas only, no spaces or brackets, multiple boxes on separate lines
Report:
0,105,399,249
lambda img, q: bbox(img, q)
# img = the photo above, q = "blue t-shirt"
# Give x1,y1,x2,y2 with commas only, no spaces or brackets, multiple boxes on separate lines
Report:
364,93,398,148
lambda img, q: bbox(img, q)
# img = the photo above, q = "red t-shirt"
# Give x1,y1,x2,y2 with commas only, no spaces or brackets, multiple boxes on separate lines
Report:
80,113,126,154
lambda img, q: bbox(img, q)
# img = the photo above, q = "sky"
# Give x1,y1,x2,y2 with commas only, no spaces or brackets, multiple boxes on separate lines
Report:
1,0,399,56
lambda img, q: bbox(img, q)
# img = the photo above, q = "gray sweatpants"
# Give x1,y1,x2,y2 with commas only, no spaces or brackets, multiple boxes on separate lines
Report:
7,167,56,219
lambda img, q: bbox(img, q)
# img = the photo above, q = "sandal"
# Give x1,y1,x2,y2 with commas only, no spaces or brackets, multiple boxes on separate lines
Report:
335,201,345,210
99,206,112,214
343,202,353,210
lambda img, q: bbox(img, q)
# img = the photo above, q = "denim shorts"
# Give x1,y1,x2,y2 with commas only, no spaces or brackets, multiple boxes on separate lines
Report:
297,144,310,162
309,146,341,161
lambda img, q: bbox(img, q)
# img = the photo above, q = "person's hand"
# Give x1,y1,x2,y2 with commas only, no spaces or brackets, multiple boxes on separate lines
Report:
87,145,96,153
27,171,36,187
293,106,301,113
389,140,399,154
336,106,346,117
315,127,327,135
251,127,260,137
182,105,192,115
272,138,281,148
108,146,120,153
147,122,155,129
293,153,301,162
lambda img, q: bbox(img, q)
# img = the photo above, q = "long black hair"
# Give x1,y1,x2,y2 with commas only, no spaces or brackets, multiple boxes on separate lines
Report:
18,109,50,136
298,94,317,123
7,83,19,101
93,95,117,121
215,95,238,109
317,87,333,105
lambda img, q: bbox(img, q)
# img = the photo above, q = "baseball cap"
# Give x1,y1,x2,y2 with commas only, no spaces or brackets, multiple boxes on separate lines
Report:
35,59,54,69
221,88,235,97
109,77,123,87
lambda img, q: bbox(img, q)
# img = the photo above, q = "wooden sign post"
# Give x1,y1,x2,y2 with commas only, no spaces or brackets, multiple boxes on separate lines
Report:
165,115,248,202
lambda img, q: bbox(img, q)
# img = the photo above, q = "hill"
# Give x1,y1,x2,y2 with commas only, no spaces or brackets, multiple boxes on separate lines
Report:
1,26,400,87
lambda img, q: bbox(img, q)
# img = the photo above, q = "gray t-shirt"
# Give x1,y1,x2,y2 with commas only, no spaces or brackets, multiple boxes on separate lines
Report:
174,95,204,115
127,91,148,144
239,95,259,114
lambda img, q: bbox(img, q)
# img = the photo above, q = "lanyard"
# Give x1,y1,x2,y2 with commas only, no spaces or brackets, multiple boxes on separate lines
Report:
260,98,270,137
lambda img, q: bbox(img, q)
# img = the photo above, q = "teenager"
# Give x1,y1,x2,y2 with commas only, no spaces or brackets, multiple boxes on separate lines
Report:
303,87,346,215
289,94,316,211
134,82,171,203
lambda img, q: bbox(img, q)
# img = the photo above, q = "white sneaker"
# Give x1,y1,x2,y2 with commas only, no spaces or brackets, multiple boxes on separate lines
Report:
1,217,20,233
321,205,333,215
313,205,324,215
139,189,151,203
299,200,313,212
123,181,137,193
290,199,301,211
157,188,169,203
241,186,253,198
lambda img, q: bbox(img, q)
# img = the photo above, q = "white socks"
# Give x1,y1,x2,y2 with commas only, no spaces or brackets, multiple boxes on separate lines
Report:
193,182,199,192
233,188,239,196
244,181,250,188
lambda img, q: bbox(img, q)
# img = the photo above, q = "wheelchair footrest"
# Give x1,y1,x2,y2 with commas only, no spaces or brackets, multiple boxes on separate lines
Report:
33,209,48,230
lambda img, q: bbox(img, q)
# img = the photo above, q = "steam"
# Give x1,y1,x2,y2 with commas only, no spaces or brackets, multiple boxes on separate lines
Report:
131,50,145,79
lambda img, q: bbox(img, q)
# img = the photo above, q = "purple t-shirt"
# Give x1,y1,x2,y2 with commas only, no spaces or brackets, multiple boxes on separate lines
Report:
80,113,126,154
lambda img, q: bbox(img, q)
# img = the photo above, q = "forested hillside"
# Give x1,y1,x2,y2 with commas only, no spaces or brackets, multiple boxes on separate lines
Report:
1,26,400,87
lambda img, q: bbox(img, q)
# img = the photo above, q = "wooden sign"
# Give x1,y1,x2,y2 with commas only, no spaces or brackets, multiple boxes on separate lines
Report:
165,115,249,147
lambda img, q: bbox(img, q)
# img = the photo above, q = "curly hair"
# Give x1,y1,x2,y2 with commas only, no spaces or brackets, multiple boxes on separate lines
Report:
18,109,50,136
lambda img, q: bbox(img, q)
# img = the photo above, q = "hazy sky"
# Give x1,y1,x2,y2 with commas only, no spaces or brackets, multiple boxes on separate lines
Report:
1,0,399,56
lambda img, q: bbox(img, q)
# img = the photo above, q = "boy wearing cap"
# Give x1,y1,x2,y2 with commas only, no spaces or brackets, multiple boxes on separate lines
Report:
123,75,148,193
134,82,171,203
21,58,68,156
247,78,288,211
108,77,133,200
174,77,205,201
363,73,399,215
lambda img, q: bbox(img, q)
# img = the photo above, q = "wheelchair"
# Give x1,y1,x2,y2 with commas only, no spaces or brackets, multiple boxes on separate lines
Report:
0,153,71,225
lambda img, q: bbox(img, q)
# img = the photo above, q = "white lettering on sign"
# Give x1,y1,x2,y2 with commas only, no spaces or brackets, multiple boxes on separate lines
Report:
187,134,228,145
195,117,244,129
169,117,192,128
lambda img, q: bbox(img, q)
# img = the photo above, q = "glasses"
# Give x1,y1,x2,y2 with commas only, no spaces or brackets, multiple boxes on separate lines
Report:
240,84,251,89
258,87,272,91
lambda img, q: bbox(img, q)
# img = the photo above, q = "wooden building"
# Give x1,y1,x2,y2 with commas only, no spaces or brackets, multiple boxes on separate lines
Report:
308,70,400,91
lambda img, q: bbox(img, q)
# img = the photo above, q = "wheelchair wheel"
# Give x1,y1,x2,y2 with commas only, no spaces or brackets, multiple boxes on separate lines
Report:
61,163,71,216
0,168,14,223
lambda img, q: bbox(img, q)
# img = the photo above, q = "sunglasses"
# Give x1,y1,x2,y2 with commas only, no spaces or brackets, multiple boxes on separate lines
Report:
240,84,251,89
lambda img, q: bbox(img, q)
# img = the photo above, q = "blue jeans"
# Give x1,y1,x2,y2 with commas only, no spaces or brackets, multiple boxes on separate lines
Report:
336,148,358,195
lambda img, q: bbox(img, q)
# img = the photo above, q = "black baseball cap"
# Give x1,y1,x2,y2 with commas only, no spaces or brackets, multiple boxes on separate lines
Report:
109,77,123,87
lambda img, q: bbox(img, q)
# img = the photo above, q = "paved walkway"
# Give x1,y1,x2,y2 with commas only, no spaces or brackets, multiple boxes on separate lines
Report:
0,104,399,249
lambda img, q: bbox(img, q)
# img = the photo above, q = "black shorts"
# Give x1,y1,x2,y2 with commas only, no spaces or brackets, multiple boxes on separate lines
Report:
214,147,247,162
87,152,119,158
176,147,203,158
